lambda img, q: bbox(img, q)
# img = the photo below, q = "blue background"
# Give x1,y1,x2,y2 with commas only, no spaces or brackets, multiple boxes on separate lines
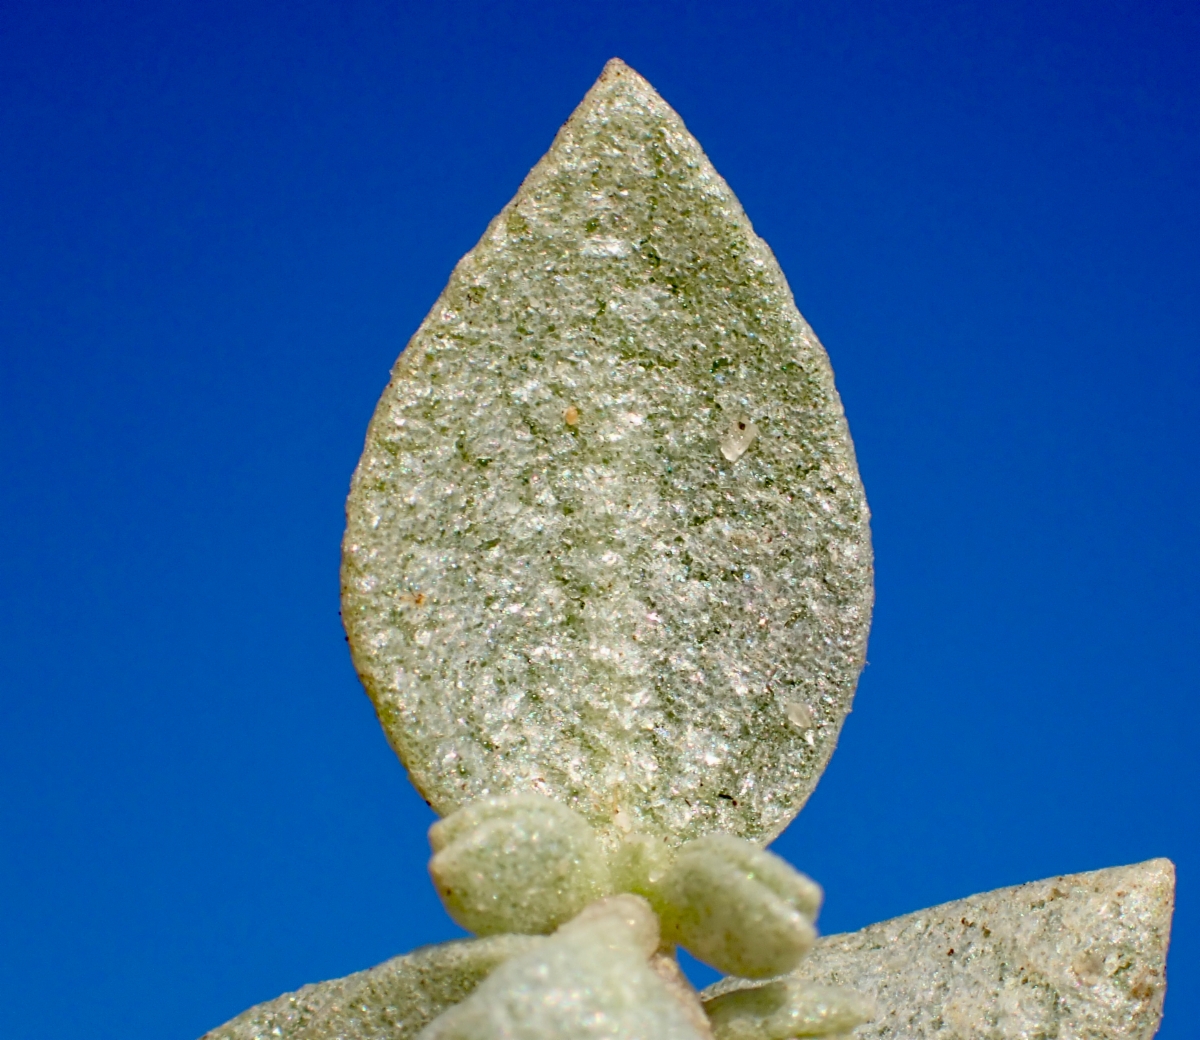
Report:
1,2,1196,1037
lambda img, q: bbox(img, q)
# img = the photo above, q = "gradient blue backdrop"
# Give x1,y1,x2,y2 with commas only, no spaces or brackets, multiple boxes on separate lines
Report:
1,2,1196,1037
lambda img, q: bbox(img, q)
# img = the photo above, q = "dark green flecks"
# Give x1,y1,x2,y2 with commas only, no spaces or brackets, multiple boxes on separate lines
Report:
341,59,872,848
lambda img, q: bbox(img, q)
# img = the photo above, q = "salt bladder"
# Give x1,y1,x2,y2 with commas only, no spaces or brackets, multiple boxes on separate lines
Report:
202,59,1173,1040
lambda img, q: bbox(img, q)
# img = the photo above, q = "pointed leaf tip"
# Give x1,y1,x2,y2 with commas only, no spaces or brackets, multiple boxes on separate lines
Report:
342,62,873,847
704,860,1175,1040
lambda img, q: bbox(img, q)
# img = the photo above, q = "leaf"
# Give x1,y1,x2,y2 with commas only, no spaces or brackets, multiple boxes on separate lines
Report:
342,58,873,847
702,859,1175,1040
201,936,544,1040
417,895,706,1040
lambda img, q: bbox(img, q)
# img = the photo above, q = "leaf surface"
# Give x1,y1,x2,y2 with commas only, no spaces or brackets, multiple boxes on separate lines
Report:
342,59,873,846
703,859,1175,1040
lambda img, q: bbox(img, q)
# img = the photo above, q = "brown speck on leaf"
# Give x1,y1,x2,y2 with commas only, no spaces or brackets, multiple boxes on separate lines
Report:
564,405,580,426
1130,973,1158,1000
401,591,427,607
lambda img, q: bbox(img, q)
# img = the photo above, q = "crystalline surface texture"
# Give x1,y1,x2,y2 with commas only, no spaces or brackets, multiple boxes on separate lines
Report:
702,859,1175,1040
418,895,706,1040
201,935,543,1040
342,58,873,848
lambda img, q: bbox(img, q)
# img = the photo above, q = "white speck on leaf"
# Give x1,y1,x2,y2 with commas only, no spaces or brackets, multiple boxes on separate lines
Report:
720,419,758,462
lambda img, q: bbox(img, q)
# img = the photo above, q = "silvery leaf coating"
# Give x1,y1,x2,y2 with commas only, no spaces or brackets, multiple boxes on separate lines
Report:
200,935,544,1040
417,895,707,1040
656,834,821,978
703,978,874,1040
702,859,1175,1040
428,794,612,935
342,58,873,847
